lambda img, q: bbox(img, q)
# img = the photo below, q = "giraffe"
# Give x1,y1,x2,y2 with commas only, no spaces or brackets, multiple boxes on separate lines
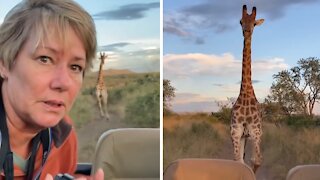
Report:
95,52,110,121
230,5,264,173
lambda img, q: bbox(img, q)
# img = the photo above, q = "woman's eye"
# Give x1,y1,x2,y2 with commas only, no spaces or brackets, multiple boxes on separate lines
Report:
70,64,83,73
38,56,51,64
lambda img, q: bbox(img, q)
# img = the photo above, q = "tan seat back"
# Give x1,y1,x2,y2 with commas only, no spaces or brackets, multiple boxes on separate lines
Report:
164,159,256,180
286,165,320,180
91,128,160,180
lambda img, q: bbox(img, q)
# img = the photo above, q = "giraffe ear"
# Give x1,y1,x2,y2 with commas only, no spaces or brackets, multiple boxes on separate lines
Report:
255,19,264,26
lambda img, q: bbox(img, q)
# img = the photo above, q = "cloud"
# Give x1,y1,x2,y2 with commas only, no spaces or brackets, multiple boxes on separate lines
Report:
94,47,160,73
93,2,159,20
98,42,131,52
195,37,205,45
164,12,206,44
174,93,214,104
164,53,289,78
164,0,320,41
213,83,223,87
121,48,160,72
236,80,261,84
252,80,261,84
172,93,219,112
163,13,190,37
172,90,271,112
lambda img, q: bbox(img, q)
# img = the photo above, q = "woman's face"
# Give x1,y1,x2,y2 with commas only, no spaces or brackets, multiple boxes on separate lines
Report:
1,26,86,131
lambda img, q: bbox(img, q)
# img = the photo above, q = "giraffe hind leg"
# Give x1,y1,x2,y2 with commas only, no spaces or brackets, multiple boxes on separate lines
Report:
96,91,105,118
99,89,109,121
101,96,110,121
231,125,245,164
249,127,262,173
98,97,105,117
240,136,247,161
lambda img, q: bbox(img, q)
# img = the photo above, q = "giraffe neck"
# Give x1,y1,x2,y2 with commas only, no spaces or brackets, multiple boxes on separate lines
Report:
240,34,254,94
97,63,105,86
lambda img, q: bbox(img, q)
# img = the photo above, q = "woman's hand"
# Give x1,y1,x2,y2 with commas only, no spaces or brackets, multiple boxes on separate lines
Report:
45,168,104,180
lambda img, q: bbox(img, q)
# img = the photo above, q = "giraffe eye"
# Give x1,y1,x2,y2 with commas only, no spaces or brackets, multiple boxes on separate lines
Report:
240,20,242,25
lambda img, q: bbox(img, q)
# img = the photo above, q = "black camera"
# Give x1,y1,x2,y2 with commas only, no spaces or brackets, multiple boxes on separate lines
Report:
54,173,74,180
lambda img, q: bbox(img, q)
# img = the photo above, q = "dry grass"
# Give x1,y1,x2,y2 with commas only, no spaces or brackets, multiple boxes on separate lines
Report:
261,124,320,180
163,113,226,168
164,113,320,180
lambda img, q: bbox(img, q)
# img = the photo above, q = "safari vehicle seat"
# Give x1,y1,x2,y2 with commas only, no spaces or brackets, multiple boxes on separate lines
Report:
286,164,320,180
164,158,256,180
91,128,160,180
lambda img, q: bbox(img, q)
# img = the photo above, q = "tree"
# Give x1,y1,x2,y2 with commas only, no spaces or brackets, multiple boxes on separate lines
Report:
212,97,236,124
268,57,320,116
163,79,176,114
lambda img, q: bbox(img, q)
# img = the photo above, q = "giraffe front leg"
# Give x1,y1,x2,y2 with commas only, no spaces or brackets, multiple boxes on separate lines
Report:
101,93,110,121
98,99,105,117
96,92,105,117
240,136,247,160
104,111,110,121
249,128,262,173
231,126,245,164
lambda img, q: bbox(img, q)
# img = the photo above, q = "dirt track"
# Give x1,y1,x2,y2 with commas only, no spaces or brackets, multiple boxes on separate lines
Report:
216,138,272,180
76,113,130,162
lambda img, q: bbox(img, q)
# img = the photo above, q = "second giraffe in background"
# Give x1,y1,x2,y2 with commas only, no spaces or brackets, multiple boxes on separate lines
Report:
230,5,264,173
96,52,110,120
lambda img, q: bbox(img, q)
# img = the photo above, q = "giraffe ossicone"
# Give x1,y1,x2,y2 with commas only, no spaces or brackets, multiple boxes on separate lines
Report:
230,5,264,173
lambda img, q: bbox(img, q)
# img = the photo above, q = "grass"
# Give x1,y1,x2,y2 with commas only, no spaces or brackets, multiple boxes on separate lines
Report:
69,70,160,162
164,121,224,168
164,113,320,180
70,71,160,128
163,113,228,168
261,124,320,180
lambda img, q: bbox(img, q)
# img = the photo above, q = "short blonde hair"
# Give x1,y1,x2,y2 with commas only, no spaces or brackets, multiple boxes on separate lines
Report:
0,0,97,71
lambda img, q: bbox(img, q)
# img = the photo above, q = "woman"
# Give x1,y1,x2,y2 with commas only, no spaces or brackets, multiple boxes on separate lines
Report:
0,0,103,179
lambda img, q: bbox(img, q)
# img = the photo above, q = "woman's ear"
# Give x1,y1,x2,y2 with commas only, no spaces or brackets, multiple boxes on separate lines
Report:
0,61,9,80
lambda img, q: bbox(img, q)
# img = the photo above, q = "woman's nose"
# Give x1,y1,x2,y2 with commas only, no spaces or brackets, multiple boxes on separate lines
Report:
50,65,72,92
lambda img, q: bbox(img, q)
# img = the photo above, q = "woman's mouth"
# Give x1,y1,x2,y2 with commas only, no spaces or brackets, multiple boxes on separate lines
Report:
43,100,65,110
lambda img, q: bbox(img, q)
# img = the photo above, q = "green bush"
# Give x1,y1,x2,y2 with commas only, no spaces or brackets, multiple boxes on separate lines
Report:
108,88,123,104
124,90,160,127
81,87,95,96
190,122,221,140
211,107,232,124
69,94,97,128
284,115,318,127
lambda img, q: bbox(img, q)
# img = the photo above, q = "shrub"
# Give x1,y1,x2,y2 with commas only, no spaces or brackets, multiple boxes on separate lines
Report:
284,115,317,127
70,94,97,128
124,90,160,127
108,88,123,104
211,107,232,124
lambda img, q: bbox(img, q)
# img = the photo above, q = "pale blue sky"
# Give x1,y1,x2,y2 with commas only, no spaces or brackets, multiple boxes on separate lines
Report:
0,0,160,72
164,0,320,113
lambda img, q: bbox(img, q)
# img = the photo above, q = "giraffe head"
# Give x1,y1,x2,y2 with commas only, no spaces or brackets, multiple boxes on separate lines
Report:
240,5,264,37
99,52,108,64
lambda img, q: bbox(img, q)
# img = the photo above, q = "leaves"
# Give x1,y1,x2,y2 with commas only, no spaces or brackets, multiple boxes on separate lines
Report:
163,79,176,114
268,57,320,116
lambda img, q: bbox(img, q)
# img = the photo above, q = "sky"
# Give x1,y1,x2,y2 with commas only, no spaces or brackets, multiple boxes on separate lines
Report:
164,0,320,113
0,0,160,73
